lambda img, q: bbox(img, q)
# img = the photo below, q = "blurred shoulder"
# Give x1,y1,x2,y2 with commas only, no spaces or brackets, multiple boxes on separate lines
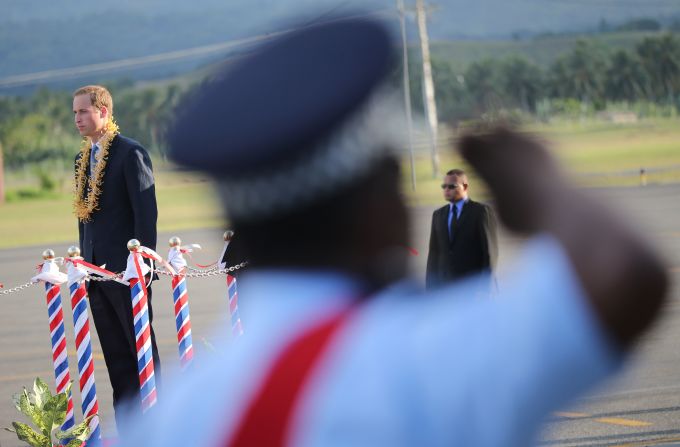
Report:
433,204,449,216
467,199,490,212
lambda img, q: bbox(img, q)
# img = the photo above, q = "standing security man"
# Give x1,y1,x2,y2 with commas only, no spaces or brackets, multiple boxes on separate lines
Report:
426,168,498,289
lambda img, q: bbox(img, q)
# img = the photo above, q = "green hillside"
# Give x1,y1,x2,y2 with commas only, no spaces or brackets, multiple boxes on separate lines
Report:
430,31,665,72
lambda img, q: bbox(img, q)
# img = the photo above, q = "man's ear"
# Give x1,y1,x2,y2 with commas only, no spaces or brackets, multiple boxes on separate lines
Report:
100,106,109,120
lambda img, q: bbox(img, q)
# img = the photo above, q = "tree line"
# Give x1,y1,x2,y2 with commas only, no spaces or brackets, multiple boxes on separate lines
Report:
0,82,182,169
411,33,680,123
0,33,679,169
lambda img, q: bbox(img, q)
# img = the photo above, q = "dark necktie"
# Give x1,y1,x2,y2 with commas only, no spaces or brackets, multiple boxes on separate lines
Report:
90,144,99,176
449,205,458,240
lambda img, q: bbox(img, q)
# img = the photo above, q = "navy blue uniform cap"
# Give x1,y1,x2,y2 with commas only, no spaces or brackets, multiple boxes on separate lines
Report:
169,17,396,178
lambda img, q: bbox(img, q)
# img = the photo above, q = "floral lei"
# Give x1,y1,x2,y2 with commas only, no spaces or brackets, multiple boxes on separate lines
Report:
73,119,120,222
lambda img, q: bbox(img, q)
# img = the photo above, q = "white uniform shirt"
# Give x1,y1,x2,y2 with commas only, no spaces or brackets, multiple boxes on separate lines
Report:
121,236,620,446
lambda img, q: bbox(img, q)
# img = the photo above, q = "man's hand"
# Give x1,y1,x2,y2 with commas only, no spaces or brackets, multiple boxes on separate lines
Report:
457,126,668,348
458,127,565,234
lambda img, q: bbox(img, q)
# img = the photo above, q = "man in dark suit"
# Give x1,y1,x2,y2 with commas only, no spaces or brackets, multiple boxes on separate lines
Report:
72,85,160,429
426,168,498,289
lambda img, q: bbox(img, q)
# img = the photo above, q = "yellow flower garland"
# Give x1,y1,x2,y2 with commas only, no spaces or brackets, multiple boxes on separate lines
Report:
73,119,120,222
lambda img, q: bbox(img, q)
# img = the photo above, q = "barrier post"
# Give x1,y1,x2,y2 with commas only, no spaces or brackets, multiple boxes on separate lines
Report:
168,237,194,369
65,246,101,445
39,249,76,440
222,231,244,337
125,239,158,412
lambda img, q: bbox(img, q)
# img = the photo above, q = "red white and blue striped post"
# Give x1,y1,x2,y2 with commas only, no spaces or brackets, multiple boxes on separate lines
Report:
38,250,75,438
124,239,158,412
65,246,101,445
226,275,243,337
221,231,243,337
168,237,194,369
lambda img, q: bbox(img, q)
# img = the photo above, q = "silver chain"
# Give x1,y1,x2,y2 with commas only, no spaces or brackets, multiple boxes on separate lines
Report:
0,262,248,293
187,265,218,272
87,275,121,282
0,281,36,295
154,262,248,278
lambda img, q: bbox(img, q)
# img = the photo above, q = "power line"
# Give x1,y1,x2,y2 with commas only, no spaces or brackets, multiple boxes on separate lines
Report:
0,8,396,89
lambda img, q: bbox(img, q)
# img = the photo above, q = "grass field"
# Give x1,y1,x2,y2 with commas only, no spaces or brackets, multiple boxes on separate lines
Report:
0,117,678,249
0,170,222,249
406,117,680,205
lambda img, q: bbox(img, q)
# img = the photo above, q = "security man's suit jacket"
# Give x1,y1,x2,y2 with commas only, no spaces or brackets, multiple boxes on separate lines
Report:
425,199,498,289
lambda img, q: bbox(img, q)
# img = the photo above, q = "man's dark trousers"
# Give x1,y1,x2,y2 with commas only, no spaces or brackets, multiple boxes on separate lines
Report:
88,280,161,429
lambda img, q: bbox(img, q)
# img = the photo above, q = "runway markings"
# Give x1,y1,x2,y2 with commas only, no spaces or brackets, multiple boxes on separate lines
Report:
595,417,652,427
669,266,680,273
554,411,652,427
554,411,589,418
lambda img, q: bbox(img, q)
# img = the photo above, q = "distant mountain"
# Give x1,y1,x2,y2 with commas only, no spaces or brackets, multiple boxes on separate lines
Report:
1,0,678,89
5,0,678,35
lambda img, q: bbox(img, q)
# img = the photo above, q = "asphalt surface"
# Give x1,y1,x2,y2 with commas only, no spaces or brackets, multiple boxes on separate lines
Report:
0,184,678,446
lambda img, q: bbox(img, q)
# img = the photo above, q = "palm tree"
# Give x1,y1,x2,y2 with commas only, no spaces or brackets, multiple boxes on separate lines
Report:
604,50,649,102
637,34,680,104
500,57,545,112
548,40,606,106
464,59,505,114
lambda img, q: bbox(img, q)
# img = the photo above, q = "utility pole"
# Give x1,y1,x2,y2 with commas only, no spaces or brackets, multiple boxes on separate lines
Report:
416,0,440,178
397,0,417,192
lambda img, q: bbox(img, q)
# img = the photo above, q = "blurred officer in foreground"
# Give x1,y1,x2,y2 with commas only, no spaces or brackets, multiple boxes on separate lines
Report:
121,16,667,447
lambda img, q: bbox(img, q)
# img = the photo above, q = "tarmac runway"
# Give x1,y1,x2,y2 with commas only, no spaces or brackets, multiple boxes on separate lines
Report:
0,183,678,446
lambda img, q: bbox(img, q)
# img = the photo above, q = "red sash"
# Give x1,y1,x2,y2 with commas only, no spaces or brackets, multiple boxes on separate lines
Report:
227,309,352,447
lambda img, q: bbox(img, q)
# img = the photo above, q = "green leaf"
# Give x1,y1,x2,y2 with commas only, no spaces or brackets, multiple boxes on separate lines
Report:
56,414,93,442
42,391,68,435
18,388,49,436
10,421,50,447
32,378,51,409
13,389,31,416
65,438,87,447
26,388,63,439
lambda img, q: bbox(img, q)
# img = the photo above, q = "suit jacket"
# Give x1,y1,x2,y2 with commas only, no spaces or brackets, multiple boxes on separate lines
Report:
77,134,158,274
426,199,498,289
220,233,247,278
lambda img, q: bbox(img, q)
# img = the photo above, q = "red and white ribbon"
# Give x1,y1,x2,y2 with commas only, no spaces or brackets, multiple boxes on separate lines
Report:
68,258,129,286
